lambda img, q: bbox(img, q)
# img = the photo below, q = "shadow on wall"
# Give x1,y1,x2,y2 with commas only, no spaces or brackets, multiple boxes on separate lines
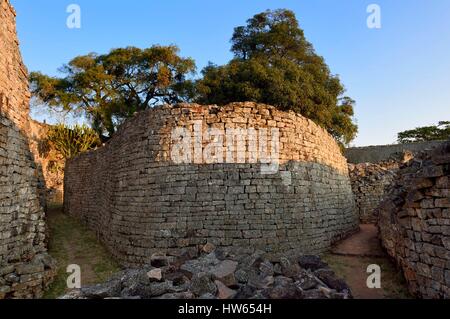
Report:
378,140,450,299
0,115,56,299
64,103,359,267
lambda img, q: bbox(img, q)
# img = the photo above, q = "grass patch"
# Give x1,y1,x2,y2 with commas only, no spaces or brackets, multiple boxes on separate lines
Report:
323,253,411,299
43,206,121,299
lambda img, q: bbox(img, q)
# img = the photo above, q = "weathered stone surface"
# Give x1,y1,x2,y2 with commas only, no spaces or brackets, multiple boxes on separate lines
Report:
29,119,65,205
348,161,400,223
379,141,450,298
345,141,444,164
81,280,122,299
262,276,300,299
60,249,352,300
180,253,221,276
64,102,358,267
202,243,216,254
210,260,238,287
314,269,350,292
214,280,237,299
298,255,328,271
0,0,55,299
296,272,319,290
189,273,217,296
147,268,163,282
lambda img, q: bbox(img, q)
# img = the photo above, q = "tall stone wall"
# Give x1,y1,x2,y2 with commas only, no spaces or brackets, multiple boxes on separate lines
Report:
29,120,65,205
65,102,358,267
0,0,29,132
0,0,55,299
348,162,398,223
378,141,450,298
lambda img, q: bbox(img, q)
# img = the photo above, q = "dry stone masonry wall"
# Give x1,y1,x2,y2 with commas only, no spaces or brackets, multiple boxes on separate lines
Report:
348,158,409,224
0,0,55,299
29,120,65,205
345,141,445,164
378,141,450,298
65,102,358,267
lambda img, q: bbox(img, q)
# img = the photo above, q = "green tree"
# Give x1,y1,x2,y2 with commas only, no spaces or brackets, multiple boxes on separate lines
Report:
397,121,450,143
196,9,358,145
46,124,101,159
30,45,196,138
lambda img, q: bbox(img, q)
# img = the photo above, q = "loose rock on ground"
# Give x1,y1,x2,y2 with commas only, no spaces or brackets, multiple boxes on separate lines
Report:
61,246,352,299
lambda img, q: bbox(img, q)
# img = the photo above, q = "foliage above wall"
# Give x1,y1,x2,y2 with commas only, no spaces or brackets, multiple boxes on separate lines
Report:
196,9,358,145
397,121,450,143
30,46,196,138
30,9,357,146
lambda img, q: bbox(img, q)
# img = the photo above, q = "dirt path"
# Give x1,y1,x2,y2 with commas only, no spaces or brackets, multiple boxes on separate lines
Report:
44,206,120,299
43,207,408,299
323,224,410,299
332,224,384,257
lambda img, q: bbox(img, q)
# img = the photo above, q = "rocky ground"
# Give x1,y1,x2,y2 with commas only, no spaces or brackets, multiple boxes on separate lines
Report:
61,245,352,300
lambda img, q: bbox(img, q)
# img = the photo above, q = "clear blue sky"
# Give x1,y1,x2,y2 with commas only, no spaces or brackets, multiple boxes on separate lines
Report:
11,0,450,146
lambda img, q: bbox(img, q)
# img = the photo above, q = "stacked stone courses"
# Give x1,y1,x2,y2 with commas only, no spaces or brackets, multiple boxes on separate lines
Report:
65,102,358,267
0,0,55,299
378,141,450,298
348,162,398,223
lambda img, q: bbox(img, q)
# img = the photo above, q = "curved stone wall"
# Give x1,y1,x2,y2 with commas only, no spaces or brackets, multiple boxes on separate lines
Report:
64,102,358,267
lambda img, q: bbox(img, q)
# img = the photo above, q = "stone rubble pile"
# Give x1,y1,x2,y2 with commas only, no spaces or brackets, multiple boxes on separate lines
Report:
61,246,352,300
0,252,56,299
378,141,450,298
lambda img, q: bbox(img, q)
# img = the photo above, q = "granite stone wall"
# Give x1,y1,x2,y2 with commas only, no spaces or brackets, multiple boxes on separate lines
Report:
378,141,450,298
29,120,65,205
348,162,399,223
65,102,358,267
346,141,444,164
0,0,55,299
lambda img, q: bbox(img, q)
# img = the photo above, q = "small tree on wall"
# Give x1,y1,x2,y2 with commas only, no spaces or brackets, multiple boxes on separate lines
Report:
196,9,358,146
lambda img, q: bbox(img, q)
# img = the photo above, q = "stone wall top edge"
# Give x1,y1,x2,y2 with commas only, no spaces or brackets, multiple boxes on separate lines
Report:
116,102,336,139
67,102,348,174
346,140,447,151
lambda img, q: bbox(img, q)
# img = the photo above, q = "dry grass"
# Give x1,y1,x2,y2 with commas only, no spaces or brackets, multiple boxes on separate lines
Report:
44,205,121,299
323,253,411,299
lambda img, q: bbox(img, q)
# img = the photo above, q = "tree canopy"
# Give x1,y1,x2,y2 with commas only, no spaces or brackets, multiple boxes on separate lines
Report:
30,45,196,138
397,121,450,143
196,9,358,145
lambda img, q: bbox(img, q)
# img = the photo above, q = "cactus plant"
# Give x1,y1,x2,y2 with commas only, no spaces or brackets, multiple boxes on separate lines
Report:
46,124,100,159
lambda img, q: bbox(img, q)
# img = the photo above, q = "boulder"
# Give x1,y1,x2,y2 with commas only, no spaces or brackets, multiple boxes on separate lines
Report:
147,268,163,282
210,260,238,286
298,255,328,271
314,269,350,292
215,280,237,299
81,279,121,299
190,273,217,296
